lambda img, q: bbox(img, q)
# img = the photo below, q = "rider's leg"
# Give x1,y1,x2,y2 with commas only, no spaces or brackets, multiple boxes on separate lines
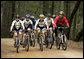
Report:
23,33,26,43
13,32,17,47
28,28,31,37
55,28,57,39
42,28,46,42
60,29,64,43
19,31,22,41
37,28,40,43
55,28,59,47
50,27,53,38
37,28,40,38
13,32,17,42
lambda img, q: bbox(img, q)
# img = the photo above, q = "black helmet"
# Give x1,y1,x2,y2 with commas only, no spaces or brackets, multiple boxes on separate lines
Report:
52,15,56,18
16,14,20,18
47,13,51,17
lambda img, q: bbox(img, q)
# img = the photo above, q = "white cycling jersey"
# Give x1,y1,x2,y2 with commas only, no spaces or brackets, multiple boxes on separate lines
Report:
10,20,24,31
44,17,54,27
23,19,32,28
35,19,48,27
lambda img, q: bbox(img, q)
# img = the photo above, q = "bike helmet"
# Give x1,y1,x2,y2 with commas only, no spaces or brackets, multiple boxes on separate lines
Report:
47,13,51,17
25,14,30,18
52,15,56,18
39,14,45,18
59,11,64,15
16,14,20,18
21,17,25,20
31,16,35,19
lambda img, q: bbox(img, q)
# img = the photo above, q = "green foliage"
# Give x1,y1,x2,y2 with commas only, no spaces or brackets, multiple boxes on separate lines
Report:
1,1,83,41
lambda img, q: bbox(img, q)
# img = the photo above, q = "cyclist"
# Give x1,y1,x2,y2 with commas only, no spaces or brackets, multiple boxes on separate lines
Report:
34,14,49,44
54,11,69,44
52,14,56,21
10,14,25,47
22,14,33,47
30,16,36,30
44,13,55,41
21,17,25,21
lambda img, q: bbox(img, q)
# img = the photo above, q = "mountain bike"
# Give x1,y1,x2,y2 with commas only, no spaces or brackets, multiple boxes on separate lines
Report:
56,27,68,50
24,30,29,52
38,29,44,51
30,29,35,47
46,30,54,49
10,31,20,53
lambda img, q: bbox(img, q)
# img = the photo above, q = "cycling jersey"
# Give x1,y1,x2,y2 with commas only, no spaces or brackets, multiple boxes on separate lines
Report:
31,19,36,30
31,19,36,25
54,16,69,27
10,20,24,31
44,17,54,27
35,19,48,28
23,19,33,29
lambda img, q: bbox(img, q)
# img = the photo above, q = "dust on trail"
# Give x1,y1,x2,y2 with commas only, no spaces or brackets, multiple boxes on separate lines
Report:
1,38,83,58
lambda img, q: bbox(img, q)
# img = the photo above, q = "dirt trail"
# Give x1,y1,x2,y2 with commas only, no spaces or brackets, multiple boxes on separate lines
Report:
1,38,83,58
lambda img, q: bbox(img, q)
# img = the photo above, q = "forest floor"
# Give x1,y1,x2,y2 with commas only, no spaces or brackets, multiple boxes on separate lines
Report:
1,38,83,58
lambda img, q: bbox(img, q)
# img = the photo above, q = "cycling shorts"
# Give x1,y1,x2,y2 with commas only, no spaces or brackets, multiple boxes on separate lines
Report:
12,27,22,33
37,26,46,32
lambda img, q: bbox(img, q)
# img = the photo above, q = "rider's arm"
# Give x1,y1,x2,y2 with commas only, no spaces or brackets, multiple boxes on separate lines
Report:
10,20,15,31
51,18,55,27
30,20,33,29
20,20,25,30
34,19,36,24
45,21,49,30
64,17,69,27
54,17,58,28
34,20,38,30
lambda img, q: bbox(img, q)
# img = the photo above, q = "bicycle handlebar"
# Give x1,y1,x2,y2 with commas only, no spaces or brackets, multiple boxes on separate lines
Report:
57,27,69,29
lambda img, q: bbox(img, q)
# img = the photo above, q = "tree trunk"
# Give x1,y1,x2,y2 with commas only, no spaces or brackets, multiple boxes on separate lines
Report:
43,1,46,15
51,1,54,15
72,13,77,40
67,1,81,39
12,1,15,20
1,1,12,38
74,29,83,41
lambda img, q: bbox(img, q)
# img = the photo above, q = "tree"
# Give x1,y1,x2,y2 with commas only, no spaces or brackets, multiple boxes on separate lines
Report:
67,1,81,39
1,1,13,38
51,1,54,15
74,28,83,41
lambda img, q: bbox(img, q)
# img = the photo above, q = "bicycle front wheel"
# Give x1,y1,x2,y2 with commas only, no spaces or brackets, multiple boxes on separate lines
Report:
39,36,43,51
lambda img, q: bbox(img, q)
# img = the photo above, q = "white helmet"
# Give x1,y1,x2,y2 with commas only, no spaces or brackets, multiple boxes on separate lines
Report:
31,16,34,18
59,11,64,15
39,14,45,18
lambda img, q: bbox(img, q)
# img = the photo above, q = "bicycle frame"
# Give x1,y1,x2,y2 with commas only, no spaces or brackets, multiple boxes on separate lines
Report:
31,30,34,41
16,31,20,46
25,31,29,44
57,27,67,44
39,29,43,44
